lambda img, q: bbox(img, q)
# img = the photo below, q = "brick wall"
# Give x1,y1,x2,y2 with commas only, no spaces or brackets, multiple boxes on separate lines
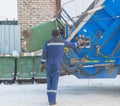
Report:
17,0,56,32
17,0,57,51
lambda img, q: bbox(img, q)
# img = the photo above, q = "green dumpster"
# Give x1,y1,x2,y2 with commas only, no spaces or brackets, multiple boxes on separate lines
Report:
16,56,34,82
33,56,46,83
0,56,15,83
23,18,64,52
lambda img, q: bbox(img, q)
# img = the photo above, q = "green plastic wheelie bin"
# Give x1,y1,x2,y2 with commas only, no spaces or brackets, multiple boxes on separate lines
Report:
33,56,46,83
0,56,15,84
23,18,64,52
16,56,34,83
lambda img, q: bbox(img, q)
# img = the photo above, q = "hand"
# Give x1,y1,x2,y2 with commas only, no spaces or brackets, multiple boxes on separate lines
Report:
40,64,45,72
77,38,84,47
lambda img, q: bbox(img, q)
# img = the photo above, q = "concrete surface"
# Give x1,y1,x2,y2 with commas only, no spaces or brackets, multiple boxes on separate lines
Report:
0,75,120,106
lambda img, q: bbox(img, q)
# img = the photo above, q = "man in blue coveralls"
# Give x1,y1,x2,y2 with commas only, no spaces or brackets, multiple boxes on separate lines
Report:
40,29,80,106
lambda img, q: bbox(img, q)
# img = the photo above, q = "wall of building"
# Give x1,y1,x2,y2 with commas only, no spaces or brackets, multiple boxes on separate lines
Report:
17,0,58,51
17,0,56,32
0,24,20,55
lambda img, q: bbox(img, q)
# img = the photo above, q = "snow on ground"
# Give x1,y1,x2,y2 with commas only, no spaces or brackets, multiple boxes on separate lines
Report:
0,75,120,106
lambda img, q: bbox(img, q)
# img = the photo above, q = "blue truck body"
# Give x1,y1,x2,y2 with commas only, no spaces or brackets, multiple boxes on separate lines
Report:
60,0,120,79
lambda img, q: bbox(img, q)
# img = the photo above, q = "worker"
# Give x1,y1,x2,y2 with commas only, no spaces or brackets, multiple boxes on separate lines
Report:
40,29,81,106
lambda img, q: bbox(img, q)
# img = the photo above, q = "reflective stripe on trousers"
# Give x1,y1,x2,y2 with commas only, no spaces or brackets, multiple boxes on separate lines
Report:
46,63,61,104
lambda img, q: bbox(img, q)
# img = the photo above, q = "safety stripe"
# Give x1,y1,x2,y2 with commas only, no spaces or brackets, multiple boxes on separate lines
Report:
47,90,57,93
74,43,78,47
47,42,64,46
41,59,46,62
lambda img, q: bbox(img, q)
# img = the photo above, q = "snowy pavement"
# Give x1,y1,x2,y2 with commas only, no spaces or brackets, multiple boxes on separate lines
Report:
0,75,120,106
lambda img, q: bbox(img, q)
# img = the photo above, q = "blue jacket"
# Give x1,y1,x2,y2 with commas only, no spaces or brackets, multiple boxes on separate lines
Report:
41,36,78,65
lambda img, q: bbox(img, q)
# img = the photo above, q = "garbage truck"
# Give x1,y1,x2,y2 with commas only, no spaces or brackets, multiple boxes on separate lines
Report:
23,0,120,79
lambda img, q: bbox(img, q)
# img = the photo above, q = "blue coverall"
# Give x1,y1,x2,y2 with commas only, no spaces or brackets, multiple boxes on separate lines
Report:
41,36,78,105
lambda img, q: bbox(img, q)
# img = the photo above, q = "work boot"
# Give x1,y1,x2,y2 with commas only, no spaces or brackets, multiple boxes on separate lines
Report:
49,102,56,106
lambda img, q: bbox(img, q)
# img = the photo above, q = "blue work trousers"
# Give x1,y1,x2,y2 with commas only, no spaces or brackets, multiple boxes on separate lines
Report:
46,63,61,104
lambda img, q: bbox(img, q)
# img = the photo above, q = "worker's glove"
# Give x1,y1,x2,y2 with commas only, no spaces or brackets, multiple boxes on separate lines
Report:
40,64,45,72
77,38,84,47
